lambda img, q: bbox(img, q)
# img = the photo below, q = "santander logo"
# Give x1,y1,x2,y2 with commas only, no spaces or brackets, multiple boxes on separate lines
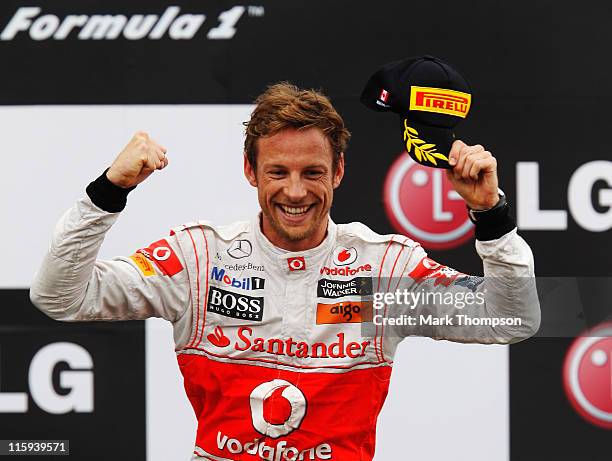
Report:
332,247,357,266
206,326,370,359
207,326,230,348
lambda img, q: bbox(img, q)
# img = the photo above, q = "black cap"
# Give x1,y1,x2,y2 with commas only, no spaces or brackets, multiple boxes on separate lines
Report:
360,55,472,169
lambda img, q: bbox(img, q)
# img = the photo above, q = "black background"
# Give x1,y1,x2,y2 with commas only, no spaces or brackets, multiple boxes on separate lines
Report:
0,291,146,460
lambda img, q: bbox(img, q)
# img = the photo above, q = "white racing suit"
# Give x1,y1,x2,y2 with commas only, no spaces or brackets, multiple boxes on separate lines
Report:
31,192,540,461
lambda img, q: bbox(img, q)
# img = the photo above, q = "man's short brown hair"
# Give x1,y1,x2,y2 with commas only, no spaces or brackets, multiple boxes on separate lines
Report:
243,82,351,170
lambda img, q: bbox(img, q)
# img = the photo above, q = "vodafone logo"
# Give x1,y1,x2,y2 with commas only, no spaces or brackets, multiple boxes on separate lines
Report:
287,257,306,272
383,154,473,250
563,323,612,429
421,258,440,270
152,246,171,261
137,239,183,276
249,380,307,438
332,247,357,266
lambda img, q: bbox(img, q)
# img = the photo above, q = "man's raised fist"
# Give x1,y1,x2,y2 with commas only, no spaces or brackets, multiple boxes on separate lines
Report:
106,132,168,188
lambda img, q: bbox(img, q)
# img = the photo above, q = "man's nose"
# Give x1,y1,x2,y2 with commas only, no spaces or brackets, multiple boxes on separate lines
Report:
284,173,307,202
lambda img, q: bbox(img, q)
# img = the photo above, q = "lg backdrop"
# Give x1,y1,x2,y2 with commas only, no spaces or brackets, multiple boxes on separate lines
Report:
1,1,611,460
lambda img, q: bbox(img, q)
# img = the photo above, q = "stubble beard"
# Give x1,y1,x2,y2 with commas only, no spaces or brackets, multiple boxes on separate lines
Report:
263,205,326,243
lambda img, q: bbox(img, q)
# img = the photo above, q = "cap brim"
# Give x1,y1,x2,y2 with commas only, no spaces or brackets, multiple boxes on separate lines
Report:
401,117,454,169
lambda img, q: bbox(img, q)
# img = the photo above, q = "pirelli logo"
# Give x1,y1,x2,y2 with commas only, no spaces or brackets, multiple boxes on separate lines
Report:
130,253,156,277
409,86,471,118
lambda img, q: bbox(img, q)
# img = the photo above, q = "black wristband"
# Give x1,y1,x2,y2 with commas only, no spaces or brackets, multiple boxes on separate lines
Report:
468,194,516,241
86,168,136,213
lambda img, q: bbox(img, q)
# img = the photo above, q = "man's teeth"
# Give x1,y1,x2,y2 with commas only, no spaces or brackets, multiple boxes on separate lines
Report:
281,205,309,215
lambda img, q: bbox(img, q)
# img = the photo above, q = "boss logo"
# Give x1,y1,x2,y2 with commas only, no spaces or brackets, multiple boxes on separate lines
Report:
207,287,264,321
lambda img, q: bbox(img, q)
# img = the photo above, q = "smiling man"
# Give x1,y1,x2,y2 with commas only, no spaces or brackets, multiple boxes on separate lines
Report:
246,127,339,250
31,83,540,460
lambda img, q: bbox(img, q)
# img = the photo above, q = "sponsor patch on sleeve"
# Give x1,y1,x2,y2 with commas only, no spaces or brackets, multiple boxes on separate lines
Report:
137,239,184,277
129,253,156,277
408,257,462,287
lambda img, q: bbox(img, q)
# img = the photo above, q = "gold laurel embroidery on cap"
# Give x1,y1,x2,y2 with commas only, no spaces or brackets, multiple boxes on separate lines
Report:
403,119,449,166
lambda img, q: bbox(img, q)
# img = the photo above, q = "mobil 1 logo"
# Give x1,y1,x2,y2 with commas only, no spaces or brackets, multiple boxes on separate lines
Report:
207,287,264,321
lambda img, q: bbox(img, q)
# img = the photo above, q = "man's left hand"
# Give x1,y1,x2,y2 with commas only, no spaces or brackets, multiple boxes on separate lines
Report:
447,140,499,210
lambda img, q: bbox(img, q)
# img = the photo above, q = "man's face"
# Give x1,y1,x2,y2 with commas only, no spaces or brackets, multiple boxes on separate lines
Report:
244,127,344,251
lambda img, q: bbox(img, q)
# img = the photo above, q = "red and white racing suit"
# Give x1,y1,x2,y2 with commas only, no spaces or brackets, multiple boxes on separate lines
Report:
31,183,540,461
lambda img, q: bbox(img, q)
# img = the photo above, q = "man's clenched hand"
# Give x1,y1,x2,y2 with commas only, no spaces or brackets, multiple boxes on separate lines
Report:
446,140,499,210
106,132,168,188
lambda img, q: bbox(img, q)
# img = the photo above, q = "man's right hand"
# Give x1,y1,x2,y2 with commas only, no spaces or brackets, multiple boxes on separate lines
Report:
106,132,168,188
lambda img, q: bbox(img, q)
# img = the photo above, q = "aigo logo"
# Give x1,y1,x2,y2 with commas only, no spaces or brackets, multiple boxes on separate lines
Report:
332,247,357,266
316,301,371,324
383,154,473,250
563,323,612,429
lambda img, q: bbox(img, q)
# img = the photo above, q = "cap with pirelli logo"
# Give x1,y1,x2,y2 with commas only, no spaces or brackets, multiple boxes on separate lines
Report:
360,55,472,169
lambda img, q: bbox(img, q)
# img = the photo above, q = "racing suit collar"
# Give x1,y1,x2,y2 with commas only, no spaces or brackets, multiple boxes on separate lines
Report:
252,213,337,273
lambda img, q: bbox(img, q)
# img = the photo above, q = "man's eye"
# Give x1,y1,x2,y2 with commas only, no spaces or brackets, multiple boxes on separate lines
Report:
306,171,324,177
269,170,285,177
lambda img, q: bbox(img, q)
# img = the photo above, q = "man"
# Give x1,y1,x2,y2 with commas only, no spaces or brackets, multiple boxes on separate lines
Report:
31,83,540,460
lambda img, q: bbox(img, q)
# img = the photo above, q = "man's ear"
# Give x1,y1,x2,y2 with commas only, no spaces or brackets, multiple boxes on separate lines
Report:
244,154,257,187
332,153,345,189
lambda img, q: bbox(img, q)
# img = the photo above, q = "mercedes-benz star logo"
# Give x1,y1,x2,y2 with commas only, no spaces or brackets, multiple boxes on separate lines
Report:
227,239,253,259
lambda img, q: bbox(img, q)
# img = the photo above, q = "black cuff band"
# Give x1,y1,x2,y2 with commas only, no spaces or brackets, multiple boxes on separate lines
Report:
468,197,516,241
86,168,136,213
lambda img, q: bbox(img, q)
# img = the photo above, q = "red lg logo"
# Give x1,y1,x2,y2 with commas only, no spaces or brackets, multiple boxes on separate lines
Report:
383,154,473,250
563,323,612,429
